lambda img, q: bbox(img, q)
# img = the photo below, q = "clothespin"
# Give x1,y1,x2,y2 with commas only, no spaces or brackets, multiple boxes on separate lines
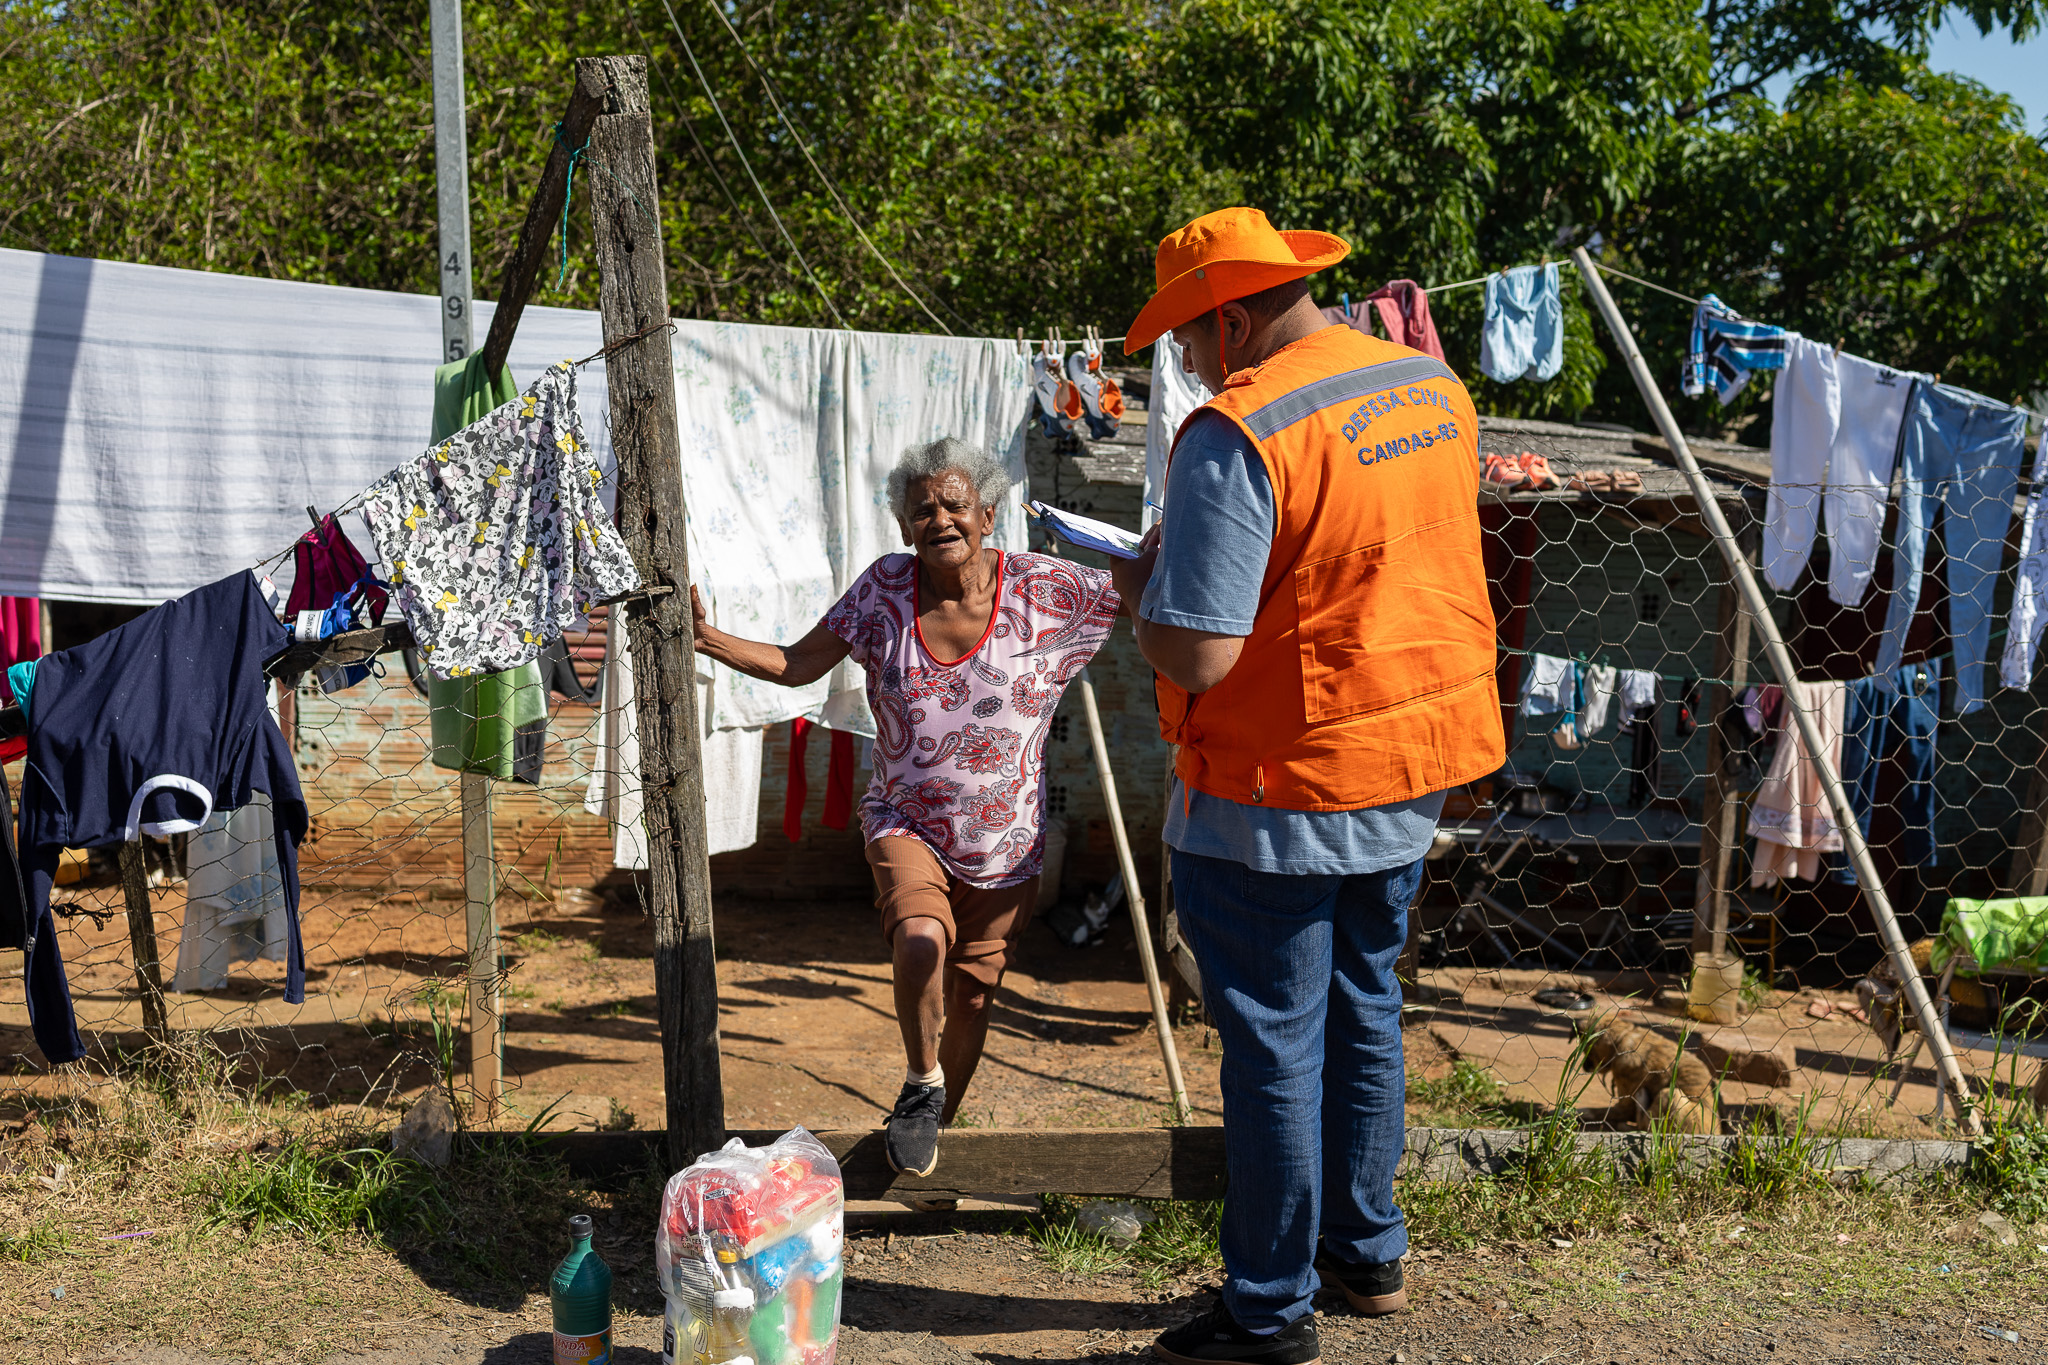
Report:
1832,336,1845,357
1340,292,1350,313
1016,327,1025,356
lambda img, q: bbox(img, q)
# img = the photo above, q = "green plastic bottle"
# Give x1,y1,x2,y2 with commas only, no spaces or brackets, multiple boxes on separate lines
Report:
551,1213,614,1365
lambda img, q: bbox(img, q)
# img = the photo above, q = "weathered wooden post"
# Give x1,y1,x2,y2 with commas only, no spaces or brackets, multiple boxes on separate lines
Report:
576,55,725,1167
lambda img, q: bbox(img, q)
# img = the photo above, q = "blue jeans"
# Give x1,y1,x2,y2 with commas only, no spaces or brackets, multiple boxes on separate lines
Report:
1875,381,2028,713
1170,847,1416,1331
1831,661,1939,883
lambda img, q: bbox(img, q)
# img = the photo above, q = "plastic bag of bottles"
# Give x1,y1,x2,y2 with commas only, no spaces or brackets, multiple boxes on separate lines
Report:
658,1126,844,1365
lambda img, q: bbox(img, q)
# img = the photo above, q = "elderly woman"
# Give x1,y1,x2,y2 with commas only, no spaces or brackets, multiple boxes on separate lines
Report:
690,436,1122,1176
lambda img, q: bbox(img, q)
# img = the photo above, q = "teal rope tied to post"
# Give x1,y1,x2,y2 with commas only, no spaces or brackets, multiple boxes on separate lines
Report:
553,121,591,289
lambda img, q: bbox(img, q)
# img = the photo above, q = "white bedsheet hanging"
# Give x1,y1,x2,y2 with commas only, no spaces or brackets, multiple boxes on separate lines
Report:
0,246,610,604
671,320,1035,737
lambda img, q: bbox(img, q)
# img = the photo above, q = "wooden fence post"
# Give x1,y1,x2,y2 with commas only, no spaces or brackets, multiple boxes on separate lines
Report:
577,55,725,1168
117,842,168,1043
1692,525,1756,960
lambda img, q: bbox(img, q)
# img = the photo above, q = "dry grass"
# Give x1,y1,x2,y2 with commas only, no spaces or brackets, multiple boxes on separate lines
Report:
0,1037,660,1363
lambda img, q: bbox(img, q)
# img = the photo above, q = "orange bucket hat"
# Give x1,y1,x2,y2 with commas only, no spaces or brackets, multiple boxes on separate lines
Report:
1124,207,1349,352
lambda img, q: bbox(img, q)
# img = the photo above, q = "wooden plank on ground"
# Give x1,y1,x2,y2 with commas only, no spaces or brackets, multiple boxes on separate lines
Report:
495,1127,1229,1200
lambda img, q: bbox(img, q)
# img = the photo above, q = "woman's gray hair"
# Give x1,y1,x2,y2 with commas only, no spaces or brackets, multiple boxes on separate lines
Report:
887,437,1011,521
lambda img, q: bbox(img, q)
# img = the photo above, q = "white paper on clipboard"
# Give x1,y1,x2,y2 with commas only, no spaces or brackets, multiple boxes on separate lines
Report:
1026,500,1143,559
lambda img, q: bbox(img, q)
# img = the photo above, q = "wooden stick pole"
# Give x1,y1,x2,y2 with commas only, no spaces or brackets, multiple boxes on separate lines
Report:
1077,670,1191,1123
461,770,502,1116
1574,246,1980,1135
579,55,726,1168
117,842,168,1044
1693,530,1755,960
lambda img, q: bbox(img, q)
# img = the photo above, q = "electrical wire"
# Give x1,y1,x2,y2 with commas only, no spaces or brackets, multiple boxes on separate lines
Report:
657,0,848,328
689,0,953,334
622,1,794,293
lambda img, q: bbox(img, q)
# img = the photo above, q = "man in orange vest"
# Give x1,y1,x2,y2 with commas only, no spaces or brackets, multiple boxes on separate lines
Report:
1108,208,1505,1365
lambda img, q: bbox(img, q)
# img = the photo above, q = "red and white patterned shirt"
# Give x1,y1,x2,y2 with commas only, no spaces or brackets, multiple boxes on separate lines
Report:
823,551,1120,887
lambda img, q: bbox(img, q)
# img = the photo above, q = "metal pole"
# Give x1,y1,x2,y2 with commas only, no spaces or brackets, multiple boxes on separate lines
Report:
1571,246,1980,1135
1077,670,1192,1123
430,0,474,365
431,0,499,1117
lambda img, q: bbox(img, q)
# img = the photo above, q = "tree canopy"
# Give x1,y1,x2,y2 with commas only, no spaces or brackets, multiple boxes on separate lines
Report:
1,0,2041,429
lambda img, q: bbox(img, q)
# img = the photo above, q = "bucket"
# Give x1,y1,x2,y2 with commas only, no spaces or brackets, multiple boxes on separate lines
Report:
1036,820,1068,913
1687,951,1743,1025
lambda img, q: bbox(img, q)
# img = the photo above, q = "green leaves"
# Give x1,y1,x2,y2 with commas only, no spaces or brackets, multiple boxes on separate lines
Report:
0,0,2038,411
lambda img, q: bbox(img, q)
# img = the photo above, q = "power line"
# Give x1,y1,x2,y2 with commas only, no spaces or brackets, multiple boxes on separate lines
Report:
621,0,798,297
656,0,848,328
690,0,954,335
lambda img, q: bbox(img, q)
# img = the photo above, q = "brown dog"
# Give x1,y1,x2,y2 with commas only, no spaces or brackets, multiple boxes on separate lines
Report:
1576,1014,1719,1134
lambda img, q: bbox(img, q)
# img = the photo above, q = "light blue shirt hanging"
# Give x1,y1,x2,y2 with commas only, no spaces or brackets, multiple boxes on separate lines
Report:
1479,263,1563,384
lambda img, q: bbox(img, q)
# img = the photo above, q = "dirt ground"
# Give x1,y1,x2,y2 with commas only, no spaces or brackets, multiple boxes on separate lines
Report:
1,879,1995,1138
33,1216,2046,1365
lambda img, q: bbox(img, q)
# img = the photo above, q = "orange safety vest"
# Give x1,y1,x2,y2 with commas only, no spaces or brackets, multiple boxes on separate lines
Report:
1155,325,1505,809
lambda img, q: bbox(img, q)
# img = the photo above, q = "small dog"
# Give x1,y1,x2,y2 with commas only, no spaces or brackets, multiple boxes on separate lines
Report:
1576,1014,1718,1134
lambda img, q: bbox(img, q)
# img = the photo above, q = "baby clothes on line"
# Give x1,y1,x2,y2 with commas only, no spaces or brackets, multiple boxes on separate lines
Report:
16,572,307,1064
1828,661,1938,885
1748,679,1847,886
285,513,387,630
1518,654,1575,715
1683,294,1787,403
1872,381,2028,715
173,794,290,993
1478,264,1564,384
362,363,641,679
2002,427,2048,688
1579,663,1619,735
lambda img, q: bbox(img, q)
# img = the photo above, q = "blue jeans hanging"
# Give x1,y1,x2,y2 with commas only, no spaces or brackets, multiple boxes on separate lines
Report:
1873,382,2027,714
1831,660,1939,883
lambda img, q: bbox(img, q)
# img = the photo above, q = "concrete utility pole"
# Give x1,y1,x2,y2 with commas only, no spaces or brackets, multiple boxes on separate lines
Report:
430,0,502,1119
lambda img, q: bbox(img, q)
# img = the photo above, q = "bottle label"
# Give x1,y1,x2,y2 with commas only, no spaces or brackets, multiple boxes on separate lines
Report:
553,1329,612,1364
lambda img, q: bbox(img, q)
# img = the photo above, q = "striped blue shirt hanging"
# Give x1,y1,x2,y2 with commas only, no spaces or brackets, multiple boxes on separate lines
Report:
1682,293,1788,403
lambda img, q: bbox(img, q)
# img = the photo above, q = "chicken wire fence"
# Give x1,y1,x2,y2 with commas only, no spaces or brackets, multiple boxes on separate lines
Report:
1388,419,2048,1138
0,615,625,1124
5,417,2047,1140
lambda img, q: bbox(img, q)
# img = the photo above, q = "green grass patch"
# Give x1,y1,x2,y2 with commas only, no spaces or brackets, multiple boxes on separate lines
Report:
1032,1195,1222,1288
202,1137,451,1244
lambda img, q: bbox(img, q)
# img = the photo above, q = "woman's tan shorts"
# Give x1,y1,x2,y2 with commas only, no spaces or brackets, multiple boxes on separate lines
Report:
865,835,1039,988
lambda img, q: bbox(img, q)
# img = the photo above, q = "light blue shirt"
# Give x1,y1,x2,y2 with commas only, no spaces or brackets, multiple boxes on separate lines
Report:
1142,412,1444,876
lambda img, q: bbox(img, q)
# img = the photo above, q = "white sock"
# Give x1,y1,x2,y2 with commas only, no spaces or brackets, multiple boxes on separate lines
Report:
906,1063,944,1089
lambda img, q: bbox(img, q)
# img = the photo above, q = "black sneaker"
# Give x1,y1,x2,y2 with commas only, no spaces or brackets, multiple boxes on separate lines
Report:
1153,1303,1319,1365
883,1080,945,1177
1314,1246,1407,1315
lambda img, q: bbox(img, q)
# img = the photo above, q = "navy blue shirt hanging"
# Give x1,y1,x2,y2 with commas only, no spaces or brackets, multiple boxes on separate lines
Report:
16,572,306,1064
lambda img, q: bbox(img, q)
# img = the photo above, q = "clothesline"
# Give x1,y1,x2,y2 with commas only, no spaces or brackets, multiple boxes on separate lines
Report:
1504,626,1997,694
251,326,671,577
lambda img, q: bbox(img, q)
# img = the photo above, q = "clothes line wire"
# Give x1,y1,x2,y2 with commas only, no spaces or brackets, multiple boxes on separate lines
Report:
676,0,955,336
658,0,848,328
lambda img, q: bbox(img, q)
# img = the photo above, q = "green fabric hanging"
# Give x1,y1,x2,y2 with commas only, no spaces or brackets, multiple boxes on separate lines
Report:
429,664,547,779
425,353,541,778
430,352,518,444
1936,897,2048,975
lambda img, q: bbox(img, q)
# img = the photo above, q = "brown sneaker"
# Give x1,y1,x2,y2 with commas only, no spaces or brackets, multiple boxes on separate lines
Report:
1314,1248,1407,1315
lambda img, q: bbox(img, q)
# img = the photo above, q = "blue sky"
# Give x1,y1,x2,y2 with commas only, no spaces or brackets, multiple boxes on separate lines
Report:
1927,17,2046,126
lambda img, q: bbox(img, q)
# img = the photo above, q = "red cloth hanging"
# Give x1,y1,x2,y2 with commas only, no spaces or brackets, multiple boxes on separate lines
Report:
823,728,855,830
1363,280,1446,361
784,717,813,842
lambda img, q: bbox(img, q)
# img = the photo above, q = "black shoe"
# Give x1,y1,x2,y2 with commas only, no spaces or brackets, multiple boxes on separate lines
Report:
1314,1246,1407,1315
1153,1303,1319,1365
883,1080,945,1177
